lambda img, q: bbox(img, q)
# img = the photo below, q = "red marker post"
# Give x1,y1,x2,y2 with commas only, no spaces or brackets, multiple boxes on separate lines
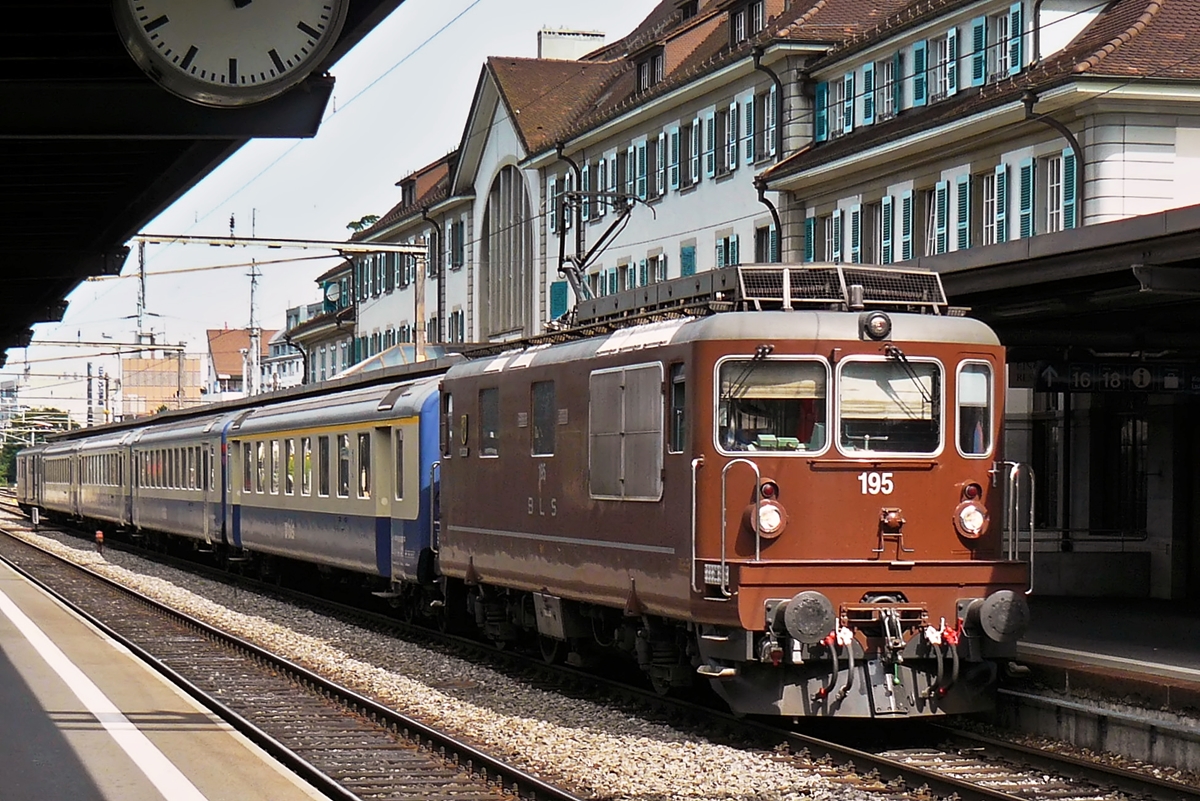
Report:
95,530,104,556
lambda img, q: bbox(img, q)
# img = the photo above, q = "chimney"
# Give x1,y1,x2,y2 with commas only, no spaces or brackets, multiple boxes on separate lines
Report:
537,28,605,60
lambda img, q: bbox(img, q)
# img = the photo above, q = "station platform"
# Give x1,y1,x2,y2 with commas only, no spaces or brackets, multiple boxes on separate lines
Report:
0,560,326,801
1017,595,1200,713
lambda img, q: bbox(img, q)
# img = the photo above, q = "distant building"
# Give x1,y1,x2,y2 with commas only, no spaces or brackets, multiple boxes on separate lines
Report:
289,261,356,384
206,328,275,401
120,354,203,418
263,302,323,390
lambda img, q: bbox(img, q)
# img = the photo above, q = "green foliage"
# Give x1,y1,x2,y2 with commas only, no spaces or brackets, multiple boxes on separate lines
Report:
346,214,380,233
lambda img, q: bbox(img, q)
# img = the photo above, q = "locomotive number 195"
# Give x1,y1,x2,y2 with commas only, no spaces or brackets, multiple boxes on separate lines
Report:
857,471,894,495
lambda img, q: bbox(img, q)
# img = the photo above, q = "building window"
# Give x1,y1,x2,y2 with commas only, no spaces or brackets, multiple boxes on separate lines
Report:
875,58,895,119
1045,154,1064,233
828,79,845,139
981,172,997,245
989,12,1011,79
754,225,779,263
481,165,533,339
731,7,747,44
750,0,765,33
637,52,663,92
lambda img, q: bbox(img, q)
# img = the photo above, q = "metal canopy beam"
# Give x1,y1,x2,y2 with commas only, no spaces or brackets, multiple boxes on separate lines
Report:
1132,264,1200,294
0,77,334,140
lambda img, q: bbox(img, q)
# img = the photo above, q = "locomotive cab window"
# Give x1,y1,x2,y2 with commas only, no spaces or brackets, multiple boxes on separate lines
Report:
717,359,828,453
668,363,686,453
838,358,943,455
957,361,994,457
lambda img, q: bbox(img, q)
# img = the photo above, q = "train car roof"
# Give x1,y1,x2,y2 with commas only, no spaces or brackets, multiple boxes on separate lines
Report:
231,374,441,436
445,311,1000,379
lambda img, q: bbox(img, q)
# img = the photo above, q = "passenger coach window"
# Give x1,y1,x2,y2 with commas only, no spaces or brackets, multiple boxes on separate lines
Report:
269,440,280,494
357,433,371,499
301,437,312,496
531,381,556,456
669,363,686,453
957,362,993,456
243,443,252,492
479,388,499,457
318,436,330,497
839,360,942,454
337,434,350,497
255,441,265,493
718,360,827,452
284,439,295,495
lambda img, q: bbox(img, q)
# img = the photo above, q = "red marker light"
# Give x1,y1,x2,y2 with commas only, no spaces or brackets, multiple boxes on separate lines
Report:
963,483,981,500
761,481,778,499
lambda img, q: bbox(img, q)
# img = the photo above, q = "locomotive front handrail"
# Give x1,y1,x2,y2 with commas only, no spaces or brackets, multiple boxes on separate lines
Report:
720,458,762,598
429,460,441,555
690,456,704,594
994,460,1035,596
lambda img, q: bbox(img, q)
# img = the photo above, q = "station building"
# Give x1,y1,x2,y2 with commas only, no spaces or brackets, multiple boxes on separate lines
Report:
326,0,1200,601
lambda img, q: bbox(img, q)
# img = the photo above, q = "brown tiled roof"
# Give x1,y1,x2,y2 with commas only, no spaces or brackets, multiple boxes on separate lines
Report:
764,0,1194,184
315,261,353,283
489,57,626,153
206,328,276,377
581,0,688,61
779,0,919,45
355,153,455,240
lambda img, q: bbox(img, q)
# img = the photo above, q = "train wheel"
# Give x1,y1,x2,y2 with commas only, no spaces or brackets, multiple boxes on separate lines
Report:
650,674,673,696
538,636,563,665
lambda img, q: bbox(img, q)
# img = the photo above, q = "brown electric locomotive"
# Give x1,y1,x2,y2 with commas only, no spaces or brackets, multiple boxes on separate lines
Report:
438,264,1030,718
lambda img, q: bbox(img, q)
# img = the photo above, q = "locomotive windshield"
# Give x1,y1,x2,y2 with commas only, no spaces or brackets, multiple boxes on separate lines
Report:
838,359,942,454
717,359,827,452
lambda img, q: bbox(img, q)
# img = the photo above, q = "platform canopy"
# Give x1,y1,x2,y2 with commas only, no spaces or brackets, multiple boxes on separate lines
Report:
0,0,406,358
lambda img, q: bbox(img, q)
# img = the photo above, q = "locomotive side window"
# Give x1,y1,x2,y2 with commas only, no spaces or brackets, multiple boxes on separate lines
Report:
531,381,556,456
957,361,994,457
717,359,828,452
337,434,351,497
479,388,500,457
668,363,686,453
357,432,371,499
318,436,330,497
838,359,942,455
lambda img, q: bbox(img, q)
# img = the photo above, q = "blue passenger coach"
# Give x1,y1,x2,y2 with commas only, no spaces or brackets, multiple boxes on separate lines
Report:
226,375,442,583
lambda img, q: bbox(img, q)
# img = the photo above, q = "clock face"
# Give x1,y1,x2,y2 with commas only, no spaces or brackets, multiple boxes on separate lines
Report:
324,281,342,303
114,0,349,107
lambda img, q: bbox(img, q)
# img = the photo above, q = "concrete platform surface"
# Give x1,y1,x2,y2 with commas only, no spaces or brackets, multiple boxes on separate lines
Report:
0,561,327,801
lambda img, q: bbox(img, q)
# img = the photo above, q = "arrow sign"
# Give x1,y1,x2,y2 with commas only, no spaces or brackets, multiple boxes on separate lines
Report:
1040,364,1059,388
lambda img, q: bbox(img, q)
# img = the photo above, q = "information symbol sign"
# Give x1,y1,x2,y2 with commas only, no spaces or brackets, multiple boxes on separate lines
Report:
1131,367,1152,390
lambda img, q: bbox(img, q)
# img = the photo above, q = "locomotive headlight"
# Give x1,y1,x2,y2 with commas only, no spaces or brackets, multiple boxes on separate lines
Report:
860,311,892,340
953,500,989,539
754,500,788,539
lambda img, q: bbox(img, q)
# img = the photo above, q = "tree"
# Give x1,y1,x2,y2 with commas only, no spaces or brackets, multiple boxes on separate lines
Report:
346,214,380,233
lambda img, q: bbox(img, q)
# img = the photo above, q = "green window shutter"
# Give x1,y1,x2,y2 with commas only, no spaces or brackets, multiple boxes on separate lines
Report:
814,83,828,142
744,95,755,163
935,180,949,254
913,41,928,107
881,195,894,264
971,17,987,87
669,126,681,191
638,259,648,286
704,112,717,175
729,234,740,266
681,245,696,276
862,63,875,125
691,118,702,183
769,225,779,263
831,209,843,263
716,239,727,268
843,72,855,134
547,176,557,233
850,205,862,263
946,27,959,97
995,163,1009,243
956,175,971,250
656,132,667,196
893,51,905,113
1009,2,1024,75
1062,147,1077,229
549,281,568,318
610,269,618,295
901,190,914,260
1018,157,1035,238
767,84,777,156
626,145,635,194
804,217,816,262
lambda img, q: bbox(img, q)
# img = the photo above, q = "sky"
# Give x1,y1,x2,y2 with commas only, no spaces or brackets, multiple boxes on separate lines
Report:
6,0,656,418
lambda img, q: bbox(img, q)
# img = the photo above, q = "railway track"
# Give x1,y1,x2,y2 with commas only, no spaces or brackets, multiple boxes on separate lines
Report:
0,530,579,801
5,513,1200,801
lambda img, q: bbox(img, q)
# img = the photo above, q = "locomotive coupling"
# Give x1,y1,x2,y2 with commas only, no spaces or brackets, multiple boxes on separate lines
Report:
963,590,1030,643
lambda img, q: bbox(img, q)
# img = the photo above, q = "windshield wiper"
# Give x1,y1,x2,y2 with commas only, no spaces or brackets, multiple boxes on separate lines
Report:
722,343,775,400
883,343,932,405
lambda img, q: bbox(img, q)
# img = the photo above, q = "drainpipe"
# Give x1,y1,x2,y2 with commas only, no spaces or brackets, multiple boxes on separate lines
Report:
754,177,784,263
283,334,308,386
1022,90,1085,225
421,207,444,344
752,46,784,163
